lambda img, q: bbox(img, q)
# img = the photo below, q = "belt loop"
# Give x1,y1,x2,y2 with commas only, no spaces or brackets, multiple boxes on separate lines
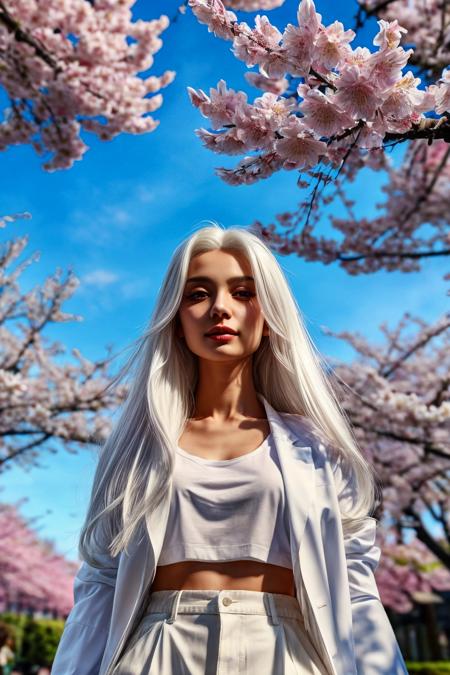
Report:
166,590,183,624
267,593,280,626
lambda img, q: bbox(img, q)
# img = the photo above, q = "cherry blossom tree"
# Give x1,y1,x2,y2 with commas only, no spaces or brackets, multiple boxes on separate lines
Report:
326,311,450,590
0,213,128,472
0,499,78,616
187,0,449,273
0,0,175,170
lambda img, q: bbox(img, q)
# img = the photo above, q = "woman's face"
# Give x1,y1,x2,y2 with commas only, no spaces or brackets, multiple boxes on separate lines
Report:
177,248,268,362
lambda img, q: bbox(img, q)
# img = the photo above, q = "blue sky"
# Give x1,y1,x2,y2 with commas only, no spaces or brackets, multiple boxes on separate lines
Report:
0,0,447,562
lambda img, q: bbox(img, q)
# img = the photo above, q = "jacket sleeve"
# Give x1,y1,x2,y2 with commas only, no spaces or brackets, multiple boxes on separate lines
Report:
333,456,409,675
51,553,119,675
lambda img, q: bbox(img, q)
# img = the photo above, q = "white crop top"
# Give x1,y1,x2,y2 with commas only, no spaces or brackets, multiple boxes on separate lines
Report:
158,432,292,569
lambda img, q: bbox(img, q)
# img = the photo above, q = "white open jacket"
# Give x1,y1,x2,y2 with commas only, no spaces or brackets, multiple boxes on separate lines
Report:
52,394,408,675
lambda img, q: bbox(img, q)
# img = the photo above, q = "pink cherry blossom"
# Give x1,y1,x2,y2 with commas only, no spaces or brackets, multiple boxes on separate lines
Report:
314,20,356,70
335,65,383,120
282,28,314,75
275,117,327,168
375,535,450,613
187,79,248,128
366,45,414,89
380,71,426,120
357,116,386,147
297,0,322,34
233,103,280,150
278,0,323,76
250,138,449,273
253,91,298,119
345,45,372,68
299,86,354,136
189,0,238,39
281,23,316,77
320,311,450,590
233,15,284,74
373,19,408,51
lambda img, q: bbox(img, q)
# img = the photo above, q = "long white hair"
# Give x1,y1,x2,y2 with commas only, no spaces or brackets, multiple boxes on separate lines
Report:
79,223,380,567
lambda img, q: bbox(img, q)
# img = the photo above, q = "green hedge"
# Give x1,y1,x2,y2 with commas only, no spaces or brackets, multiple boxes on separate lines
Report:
406,663,450,674
0,613,65,667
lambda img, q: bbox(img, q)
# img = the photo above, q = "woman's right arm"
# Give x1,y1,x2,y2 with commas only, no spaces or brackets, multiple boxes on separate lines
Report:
51,555,119,675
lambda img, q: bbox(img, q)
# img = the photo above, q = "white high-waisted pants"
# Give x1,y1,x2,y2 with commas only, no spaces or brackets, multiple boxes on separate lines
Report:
112,588,330,674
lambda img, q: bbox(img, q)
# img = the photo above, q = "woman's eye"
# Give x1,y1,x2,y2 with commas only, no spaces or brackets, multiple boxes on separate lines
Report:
235,290,254,297
186,289,254,300
187,291,208,299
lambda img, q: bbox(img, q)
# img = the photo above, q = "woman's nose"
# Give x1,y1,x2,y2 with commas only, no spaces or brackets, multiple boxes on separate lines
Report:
210,296,231,318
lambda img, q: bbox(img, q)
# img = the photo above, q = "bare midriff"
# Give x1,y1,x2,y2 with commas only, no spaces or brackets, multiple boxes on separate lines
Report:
150,560,296,597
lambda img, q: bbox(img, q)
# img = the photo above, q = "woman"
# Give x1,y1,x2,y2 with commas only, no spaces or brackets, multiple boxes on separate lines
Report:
52,225,408,675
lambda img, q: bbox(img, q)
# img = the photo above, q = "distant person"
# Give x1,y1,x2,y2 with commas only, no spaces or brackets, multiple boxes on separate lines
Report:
0,635,15,675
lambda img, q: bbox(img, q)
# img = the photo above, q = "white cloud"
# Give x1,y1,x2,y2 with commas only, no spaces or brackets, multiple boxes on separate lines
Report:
74,268,153,317
135,185,157,203
81,269,119,287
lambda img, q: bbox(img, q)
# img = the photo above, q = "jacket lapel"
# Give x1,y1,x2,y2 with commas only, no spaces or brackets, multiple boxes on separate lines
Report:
257,395,340,674
257,394,316,560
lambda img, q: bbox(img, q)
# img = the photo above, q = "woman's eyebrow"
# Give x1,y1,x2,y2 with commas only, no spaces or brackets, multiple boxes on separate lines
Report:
185,275,255,284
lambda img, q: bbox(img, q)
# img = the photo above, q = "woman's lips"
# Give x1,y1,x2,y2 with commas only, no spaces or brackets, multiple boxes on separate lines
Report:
206,333,237,342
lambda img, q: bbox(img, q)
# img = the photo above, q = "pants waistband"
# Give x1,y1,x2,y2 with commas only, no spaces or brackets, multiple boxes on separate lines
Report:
145,589,304,626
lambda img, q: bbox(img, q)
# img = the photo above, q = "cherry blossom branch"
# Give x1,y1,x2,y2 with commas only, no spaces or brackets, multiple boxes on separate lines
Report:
250,138,449,273
0,433,52,468
403,505,450,569
335,247,450,263
0,1,175,170
0,1,60,72
383,116,450,144
381,313,450,379
0,214,129,471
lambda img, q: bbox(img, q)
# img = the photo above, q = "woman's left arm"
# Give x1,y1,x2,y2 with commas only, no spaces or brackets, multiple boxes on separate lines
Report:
51,552,119,675
333,457,409,675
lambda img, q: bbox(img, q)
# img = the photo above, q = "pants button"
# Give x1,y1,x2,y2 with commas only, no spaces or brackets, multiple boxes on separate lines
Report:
222,596,232,606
